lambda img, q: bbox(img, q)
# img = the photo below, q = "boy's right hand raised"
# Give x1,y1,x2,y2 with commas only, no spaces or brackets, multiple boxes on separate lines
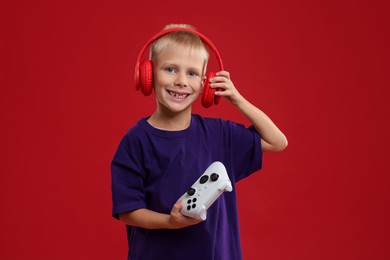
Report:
168,200,203,229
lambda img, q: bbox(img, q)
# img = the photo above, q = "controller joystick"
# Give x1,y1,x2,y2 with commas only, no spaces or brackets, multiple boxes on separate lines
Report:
210,173,219,181
187,188,196,196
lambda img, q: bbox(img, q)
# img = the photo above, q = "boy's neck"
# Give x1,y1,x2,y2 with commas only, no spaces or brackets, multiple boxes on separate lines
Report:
147,110,192,131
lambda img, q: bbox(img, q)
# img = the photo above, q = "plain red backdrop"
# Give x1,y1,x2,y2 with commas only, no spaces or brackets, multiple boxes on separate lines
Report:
1,0,389,259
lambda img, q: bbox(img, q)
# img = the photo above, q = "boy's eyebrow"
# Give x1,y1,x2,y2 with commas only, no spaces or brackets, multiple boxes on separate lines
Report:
159,61,179,68
188,66,202,71
159,61,175,66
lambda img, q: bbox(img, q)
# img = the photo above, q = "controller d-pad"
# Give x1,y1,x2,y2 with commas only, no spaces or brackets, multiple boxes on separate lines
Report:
199,175,209,184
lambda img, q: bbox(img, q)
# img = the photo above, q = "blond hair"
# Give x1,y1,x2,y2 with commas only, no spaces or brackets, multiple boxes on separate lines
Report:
150,24,210,65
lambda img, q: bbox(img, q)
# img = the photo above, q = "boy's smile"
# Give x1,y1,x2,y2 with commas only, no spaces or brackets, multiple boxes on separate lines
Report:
153,44,206,114
167,90,190,101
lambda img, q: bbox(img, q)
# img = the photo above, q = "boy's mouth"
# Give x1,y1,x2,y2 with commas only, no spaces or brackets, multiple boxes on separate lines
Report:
168,91,189,100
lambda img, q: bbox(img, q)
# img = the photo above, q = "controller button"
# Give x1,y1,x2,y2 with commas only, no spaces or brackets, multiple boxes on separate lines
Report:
192,204,196,209
187,187,196,196
187,199,192,204
192,198,197,203
187,205,191,210
200,175,209,184
210,173,219,181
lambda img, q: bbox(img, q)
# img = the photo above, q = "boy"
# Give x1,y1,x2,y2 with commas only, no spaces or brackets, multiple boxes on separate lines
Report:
111,24,287,260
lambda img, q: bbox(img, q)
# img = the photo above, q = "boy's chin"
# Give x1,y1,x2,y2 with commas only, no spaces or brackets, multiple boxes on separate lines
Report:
168,103,193,113
162,100,196,114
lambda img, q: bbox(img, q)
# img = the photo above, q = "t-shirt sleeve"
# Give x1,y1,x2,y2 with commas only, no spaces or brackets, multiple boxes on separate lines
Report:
227,121,262,182
111,135,146,219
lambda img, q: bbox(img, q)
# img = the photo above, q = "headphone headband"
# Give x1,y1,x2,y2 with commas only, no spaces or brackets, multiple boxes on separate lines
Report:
134,27,224,90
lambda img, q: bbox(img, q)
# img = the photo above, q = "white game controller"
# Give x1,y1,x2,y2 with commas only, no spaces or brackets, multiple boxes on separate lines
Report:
179,161,233,220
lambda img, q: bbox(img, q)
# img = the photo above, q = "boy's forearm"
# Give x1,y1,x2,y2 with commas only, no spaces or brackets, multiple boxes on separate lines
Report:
119,208,171,229
209,71,287,151
235,97,288,152
118,201,202,229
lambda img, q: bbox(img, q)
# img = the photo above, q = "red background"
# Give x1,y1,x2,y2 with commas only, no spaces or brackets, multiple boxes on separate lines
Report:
1,0,389,259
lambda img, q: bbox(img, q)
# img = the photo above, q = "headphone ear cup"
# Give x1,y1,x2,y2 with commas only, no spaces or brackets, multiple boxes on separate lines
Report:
139,59,153,96
201,72,216,108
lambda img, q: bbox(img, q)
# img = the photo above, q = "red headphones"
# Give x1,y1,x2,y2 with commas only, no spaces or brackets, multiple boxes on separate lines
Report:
134,27,224,108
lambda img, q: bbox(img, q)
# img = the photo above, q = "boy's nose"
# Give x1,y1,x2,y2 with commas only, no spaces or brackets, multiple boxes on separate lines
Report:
175,73,188,87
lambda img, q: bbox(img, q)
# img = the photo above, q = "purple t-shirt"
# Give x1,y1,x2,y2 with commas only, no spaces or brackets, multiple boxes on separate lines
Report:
111,114,262,260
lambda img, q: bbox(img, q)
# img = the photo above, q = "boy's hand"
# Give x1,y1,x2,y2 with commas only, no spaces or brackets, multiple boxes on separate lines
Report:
168,200,203,229
209,71,244,107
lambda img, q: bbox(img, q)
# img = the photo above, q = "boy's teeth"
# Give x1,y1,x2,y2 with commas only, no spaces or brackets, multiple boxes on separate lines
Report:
169,91,188,99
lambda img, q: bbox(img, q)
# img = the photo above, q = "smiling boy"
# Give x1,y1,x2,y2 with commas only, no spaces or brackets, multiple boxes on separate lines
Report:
147,38,206,131
111,24,287,260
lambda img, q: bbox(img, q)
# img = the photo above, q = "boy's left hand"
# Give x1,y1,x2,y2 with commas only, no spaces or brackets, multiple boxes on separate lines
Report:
209,71,244,107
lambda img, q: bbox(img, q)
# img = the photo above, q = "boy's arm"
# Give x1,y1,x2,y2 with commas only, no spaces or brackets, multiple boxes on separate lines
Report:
210,71,288,152
118,200,202,229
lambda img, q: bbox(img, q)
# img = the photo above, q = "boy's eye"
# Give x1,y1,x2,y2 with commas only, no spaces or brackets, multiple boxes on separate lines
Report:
165,67,176,73
188,71,199,77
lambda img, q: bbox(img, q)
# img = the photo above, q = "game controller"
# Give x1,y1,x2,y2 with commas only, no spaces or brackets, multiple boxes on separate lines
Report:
179,161,233,220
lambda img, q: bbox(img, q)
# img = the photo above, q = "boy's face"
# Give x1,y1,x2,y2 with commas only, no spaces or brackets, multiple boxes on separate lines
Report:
153,44,206,114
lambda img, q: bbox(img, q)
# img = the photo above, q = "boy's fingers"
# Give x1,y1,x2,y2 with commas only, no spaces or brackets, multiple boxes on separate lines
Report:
216,71,230,79
173,200,183,211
